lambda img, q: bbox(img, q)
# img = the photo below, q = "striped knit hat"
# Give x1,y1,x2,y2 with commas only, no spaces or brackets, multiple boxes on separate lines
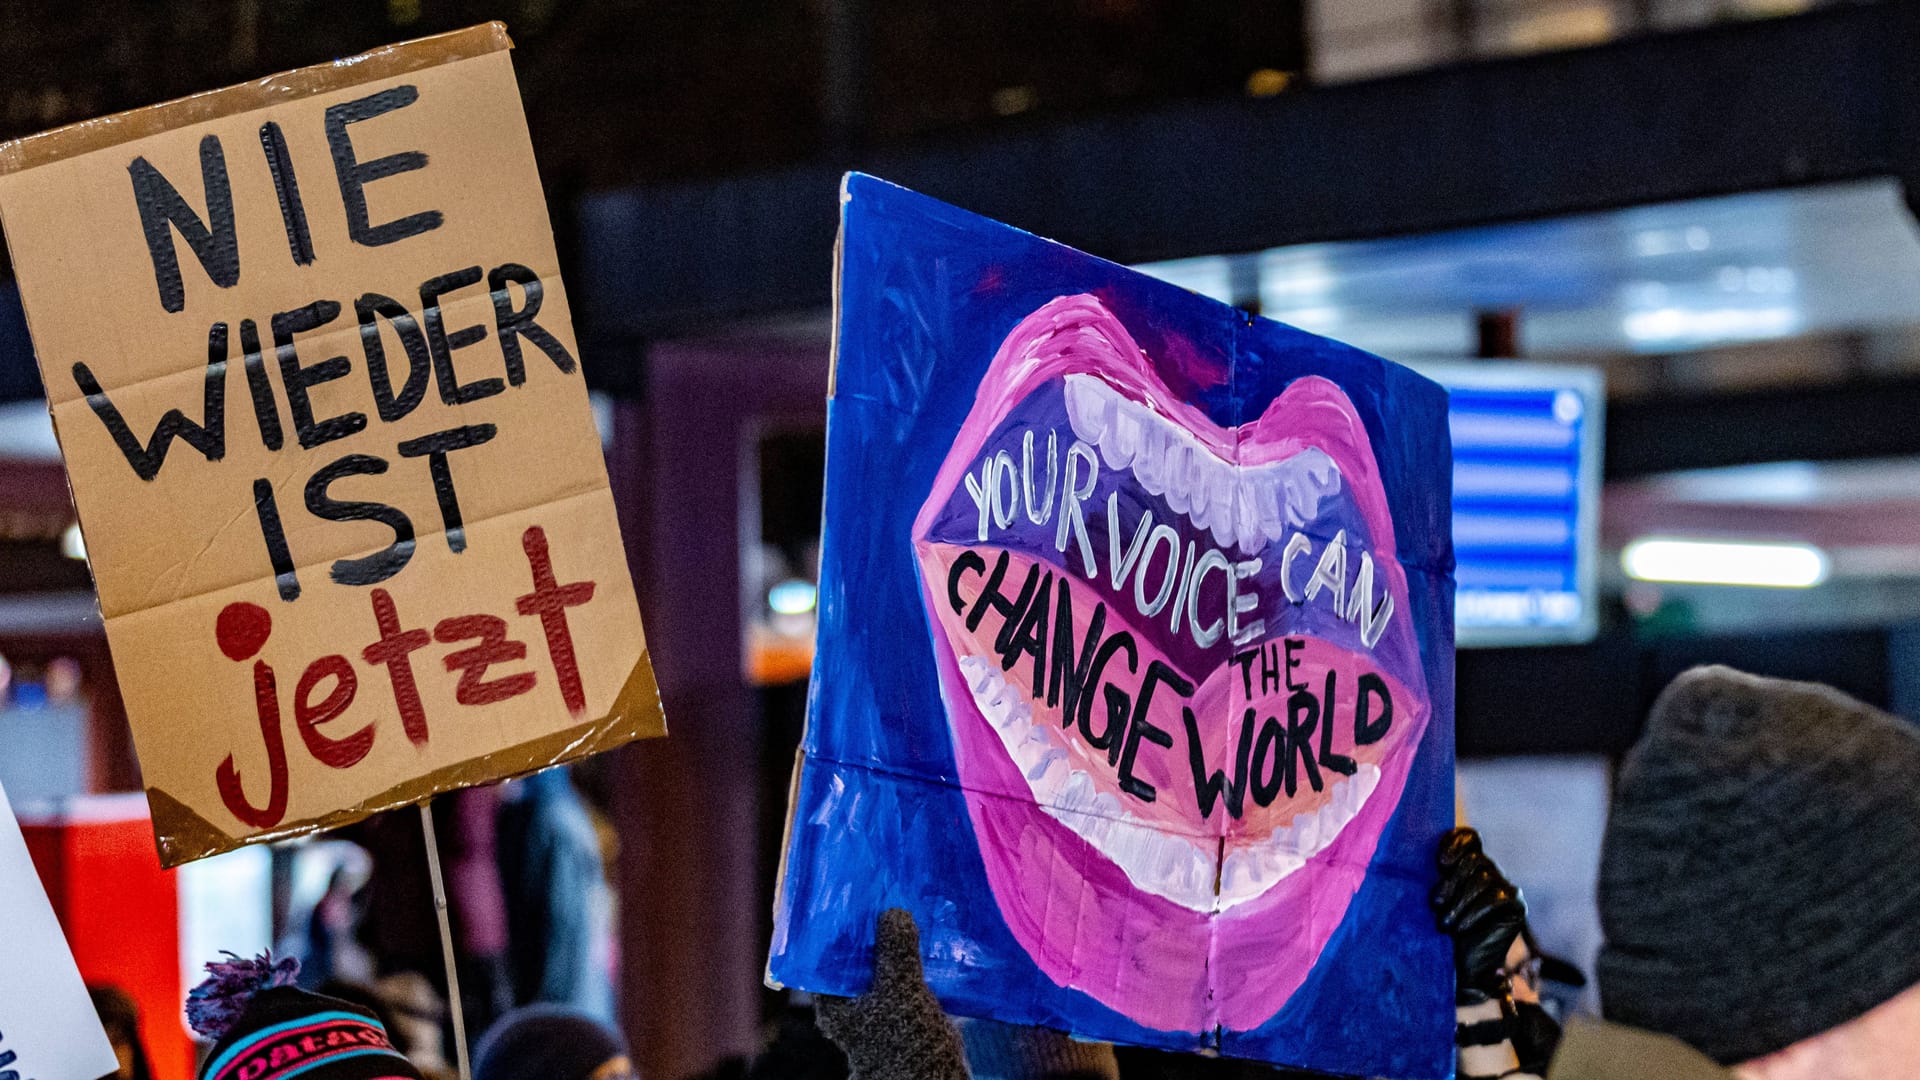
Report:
188,954,424,1080
1597,666,1920,1064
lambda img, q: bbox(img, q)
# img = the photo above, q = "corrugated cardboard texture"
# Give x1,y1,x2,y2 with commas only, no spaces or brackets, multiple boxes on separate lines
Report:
0,25,663,867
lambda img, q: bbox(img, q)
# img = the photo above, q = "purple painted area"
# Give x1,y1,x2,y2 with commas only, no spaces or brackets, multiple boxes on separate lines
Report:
772,175,1455,1078
913,293,1430,1034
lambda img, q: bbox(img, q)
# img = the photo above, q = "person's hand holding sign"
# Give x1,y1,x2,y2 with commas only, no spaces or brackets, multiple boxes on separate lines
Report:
1433,827,1565,1080
1433,826,1528,1002
815,910,969,1080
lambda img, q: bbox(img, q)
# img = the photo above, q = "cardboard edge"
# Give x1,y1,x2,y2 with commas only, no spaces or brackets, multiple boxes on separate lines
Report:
763,746,810,990
0,22,513,175
825,173,852,401
766,173,845,986
146,645,663,867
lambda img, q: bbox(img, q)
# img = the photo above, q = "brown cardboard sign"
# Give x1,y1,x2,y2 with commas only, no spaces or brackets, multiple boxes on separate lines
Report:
0,24,664,867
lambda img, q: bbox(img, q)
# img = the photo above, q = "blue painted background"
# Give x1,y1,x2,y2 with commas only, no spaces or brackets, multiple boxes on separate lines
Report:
771,174,1455,1078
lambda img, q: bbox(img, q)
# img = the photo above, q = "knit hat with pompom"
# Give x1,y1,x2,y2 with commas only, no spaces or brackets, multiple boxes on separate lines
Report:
188,952,425,1080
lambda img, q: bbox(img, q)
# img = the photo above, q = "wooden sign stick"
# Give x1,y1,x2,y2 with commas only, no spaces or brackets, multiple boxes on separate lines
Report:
419,800,473,1080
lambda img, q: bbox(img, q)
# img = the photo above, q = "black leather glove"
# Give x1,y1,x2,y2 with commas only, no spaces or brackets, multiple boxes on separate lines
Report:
815,909,970,1080
1509,999,1561,1076
1432,827,1527,1001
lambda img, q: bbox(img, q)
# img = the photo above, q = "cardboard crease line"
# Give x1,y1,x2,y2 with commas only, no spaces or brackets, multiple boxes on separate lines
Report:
110,477,613,620
145,646,662,866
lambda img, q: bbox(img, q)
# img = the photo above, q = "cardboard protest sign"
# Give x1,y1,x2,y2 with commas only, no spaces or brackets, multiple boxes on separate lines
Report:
0,780,121,1080
770,175,1456,1076
0,24,663,867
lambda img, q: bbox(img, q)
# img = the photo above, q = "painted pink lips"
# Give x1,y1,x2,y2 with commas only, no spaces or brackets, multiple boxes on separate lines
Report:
910,295,1431,1034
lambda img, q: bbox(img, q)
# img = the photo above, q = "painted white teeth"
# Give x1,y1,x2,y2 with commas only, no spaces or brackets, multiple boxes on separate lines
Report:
1161,442,1193,513
1063,375,1112,444
1213,763,1384,907
958,651,1380,913
1204,468,1236,549
1235,473,1267,547
1062,374,1344,557
960,654,1032,733
1286,450,1341,528
1027,748,1065,783
1101,405,1140,471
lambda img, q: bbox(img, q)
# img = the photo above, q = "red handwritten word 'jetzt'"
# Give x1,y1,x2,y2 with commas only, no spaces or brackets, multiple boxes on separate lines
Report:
214,524,597,829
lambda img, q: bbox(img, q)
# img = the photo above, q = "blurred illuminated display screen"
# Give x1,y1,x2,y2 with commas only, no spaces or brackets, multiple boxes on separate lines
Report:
1415,362,1604,647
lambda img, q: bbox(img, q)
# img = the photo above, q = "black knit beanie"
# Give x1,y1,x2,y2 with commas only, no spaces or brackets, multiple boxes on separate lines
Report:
473,1005,631,1080
1597,666,1920,1064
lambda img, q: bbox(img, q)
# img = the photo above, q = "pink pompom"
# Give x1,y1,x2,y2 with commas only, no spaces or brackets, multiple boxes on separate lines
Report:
185,951,300,1041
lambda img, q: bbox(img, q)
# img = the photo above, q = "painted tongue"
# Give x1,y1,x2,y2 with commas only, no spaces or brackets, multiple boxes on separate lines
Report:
920,539,1412,910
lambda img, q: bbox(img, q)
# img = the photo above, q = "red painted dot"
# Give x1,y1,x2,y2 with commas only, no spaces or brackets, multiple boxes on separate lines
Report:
216,602,272,661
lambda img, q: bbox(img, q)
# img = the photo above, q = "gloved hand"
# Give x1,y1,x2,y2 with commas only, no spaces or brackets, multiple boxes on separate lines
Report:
815,909,969,1080
1432,827,1528,1001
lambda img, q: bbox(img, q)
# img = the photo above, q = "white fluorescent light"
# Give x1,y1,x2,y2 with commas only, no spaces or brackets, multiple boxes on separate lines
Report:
1621,304,1799,345
60,522,86,561
0,400,60,462
1273,306,1342,332
1131,256,1234,304
768,578,818,616
1622,538,1829,588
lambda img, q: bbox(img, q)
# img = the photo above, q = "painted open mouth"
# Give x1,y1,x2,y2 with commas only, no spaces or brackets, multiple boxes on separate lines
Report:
911,295,1431,1034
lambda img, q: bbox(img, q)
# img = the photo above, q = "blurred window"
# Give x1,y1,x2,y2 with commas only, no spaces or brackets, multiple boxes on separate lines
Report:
0,689,88,800
1458,755,1610,1016
744,428,826,687
1311,0,1822,84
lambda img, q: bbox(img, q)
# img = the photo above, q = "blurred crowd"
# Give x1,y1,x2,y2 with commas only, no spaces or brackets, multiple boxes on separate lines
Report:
82,665,1920,1080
